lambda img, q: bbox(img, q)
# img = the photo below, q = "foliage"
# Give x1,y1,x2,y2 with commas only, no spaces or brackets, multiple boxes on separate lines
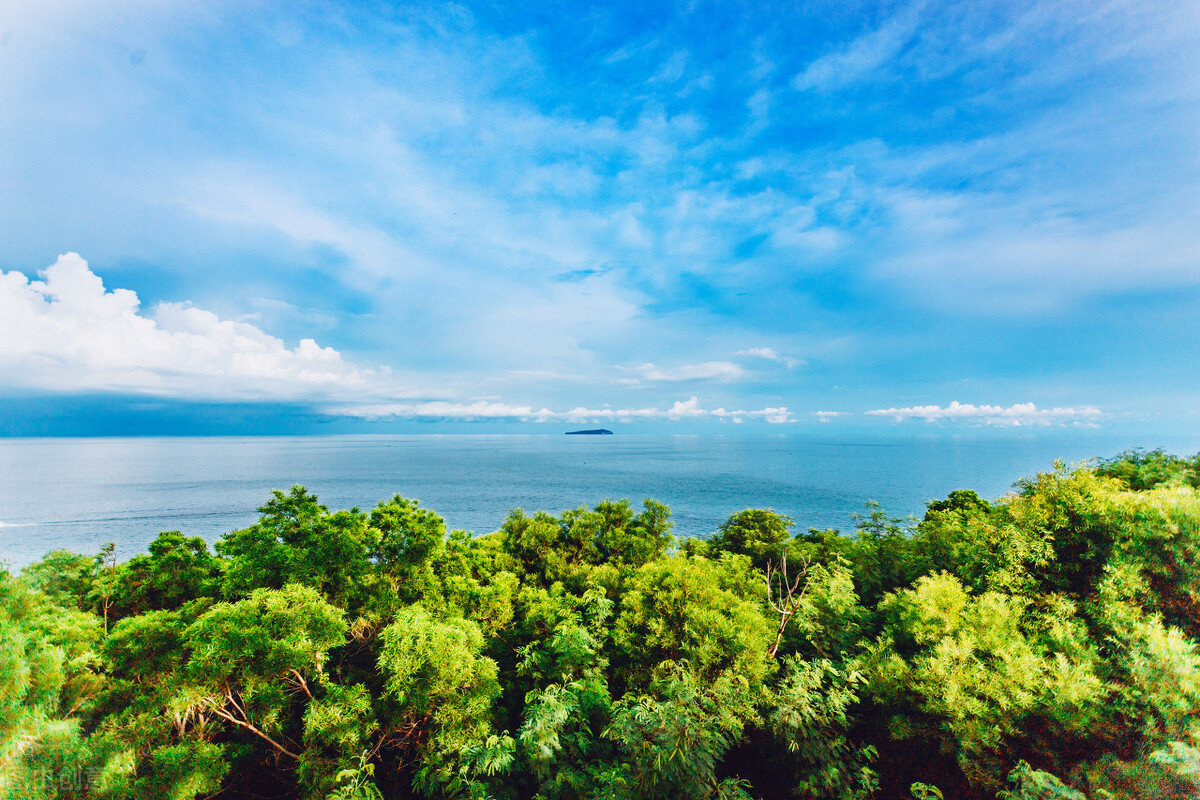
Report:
604,663,756,800
708,508,795,570
4,449,1200,800
872,573,1103,790
1096,449,1200,491
613,553,775,691
325,750,383,800
768,656,877,799
377,604,512,796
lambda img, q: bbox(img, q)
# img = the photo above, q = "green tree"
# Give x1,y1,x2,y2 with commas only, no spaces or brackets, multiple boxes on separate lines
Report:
218,488,375,611
613,554,775,692
604,663,756,800
91,584,346,800
709,509,795,571
377,605,513,797
0,570,104,800
1096,449,1190,491
767,656,877,800
515,588,616,799
869,573,1102,792
107,532,220,619
368,495,446,607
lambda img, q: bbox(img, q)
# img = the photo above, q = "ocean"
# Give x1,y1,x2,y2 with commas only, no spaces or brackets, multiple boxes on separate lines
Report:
1,433,1196,569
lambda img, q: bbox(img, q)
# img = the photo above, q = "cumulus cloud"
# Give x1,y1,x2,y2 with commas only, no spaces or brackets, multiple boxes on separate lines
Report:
634,361,746,382
866,401,1102,427
737,347,802,368
0,253,376,400
332,396,793,424
812,411,848,423
0,256,794,426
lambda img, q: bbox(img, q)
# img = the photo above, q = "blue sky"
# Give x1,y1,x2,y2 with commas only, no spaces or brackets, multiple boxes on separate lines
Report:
1,0,1197,435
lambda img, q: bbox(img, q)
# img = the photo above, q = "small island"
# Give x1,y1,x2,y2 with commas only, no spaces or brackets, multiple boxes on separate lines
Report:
565,428,613,435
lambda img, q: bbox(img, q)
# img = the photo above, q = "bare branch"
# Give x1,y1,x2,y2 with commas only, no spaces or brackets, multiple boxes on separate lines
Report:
287,668,314,700
766,551,812,657
207,704,299,759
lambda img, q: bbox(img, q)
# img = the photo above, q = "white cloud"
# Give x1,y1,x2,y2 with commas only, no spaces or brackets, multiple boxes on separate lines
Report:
330,400,559,422
333,396,793,424
865,401,1102,427
0,253,378,400
869,184,1200,314
634,361,746,382
650,50,690,84
745,87,772,136
813,410,848,423
5,1,1194,433
0,256,793,426
737,347,802,368
792,14,916,92
182,173,438,287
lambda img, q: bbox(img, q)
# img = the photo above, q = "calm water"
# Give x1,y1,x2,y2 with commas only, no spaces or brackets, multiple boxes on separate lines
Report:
1,433,1195,569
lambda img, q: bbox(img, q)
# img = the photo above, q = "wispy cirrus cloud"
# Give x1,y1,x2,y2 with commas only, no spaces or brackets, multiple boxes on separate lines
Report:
632,361,746,383
866,401,1102,427
792,12,917,92
737,347,802,369
1,1,1197,433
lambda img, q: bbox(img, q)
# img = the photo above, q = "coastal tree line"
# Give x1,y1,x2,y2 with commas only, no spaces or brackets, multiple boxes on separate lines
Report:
3,449,1200,799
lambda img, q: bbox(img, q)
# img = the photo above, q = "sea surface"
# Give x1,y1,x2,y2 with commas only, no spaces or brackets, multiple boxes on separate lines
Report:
1,433,1196,569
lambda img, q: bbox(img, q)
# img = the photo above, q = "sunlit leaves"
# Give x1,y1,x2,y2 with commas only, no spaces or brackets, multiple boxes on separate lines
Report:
184,584,346,688
768,656,877,800
873,573,1103,789
298,684,379,798
605,663,755,800
7,455,1200,799
614,554,774,691
377,605,510,796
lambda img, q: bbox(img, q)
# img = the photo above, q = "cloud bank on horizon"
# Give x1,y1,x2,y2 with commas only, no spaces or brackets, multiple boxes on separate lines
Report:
866,401,1103,428
0,254,797,423
1,1,1197,433
0,253,1105,428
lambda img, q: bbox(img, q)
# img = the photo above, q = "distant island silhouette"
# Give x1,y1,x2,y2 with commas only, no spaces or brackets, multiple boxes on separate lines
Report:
565,428,613,435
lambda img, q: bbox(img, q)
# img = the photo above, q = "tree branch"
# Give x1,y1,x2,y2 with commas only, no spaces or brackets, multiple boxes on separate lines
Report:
207,704,299,759
766,552,811,657
287,668,314,700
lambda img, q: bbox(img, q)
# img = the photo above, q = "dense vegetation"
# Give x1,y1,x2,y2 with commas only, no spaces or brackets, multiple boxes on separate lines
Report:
4,449,1200,800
